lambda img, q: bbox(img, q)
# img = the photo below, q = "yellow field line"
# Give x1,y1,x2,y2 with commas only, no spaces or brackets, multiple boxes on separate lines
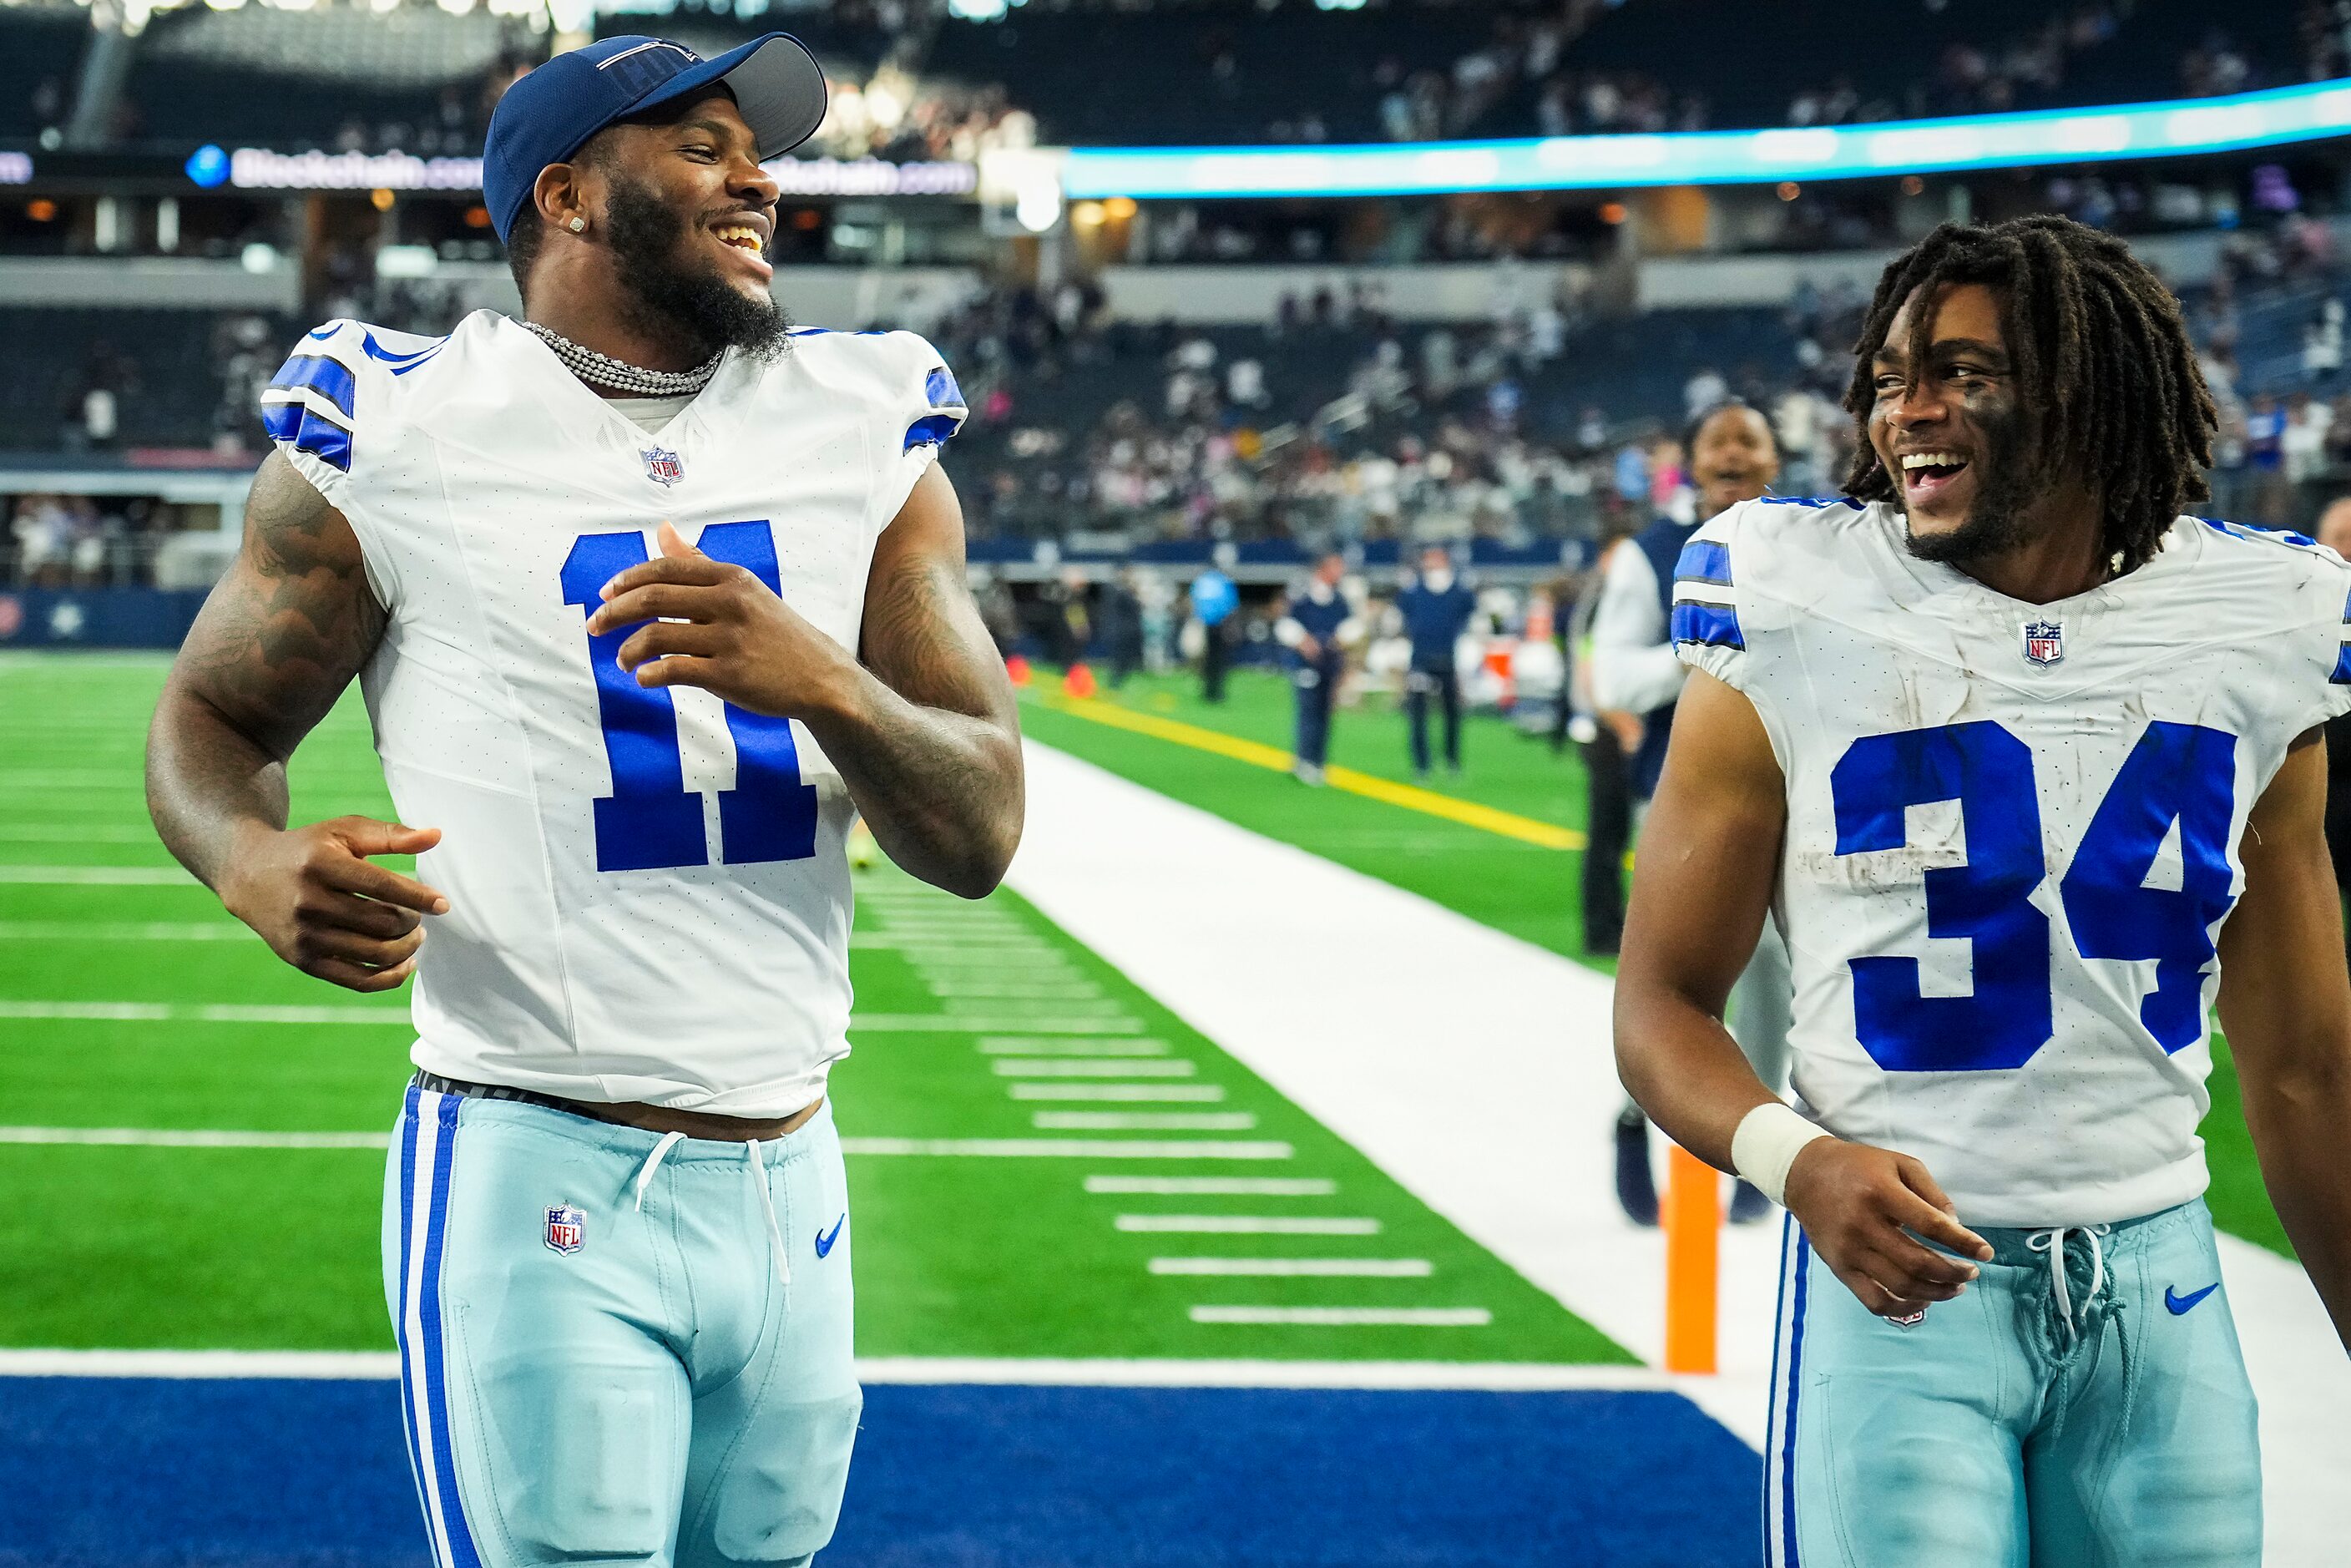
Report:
1034,693,1586,852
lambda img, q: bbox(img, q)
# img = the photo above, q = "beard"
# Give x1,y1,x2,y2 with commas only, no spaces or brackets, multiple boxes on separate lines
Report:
603,176,790,367
1899,405,2036,568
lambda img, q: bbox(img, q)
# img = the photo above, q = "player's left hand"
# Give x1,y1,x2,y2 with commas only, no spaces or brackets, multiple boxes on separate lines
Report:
587,521,855,716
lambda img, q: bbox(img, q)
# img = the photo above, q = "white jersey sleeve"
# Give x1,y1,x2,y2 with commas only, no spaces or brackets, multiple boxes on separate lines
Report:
1668,501,1752,690
260,319,447,609
802,329,967,533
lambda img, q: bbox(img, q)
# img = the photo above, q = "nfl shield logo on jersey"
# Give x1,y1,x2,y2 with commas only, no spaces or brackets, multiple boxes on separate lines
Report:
544,1204,586,1256
640,447,685,488
2021,619,2064,667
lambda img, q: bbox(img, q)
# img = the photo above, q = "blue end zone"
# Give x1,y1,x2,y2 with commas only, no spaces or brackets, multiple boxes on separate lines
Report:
0,1378,1758,1567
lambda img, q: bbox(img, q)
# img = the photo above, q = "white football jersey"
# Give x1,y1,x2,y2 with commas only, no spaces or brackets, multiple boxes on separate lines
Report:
1674,497,2351,1226
261,311,967,1116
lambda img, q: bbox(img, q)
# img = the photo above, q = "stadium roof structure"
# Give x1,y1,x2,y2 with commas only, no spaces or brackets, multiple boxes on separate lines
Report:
1060,77,2351,200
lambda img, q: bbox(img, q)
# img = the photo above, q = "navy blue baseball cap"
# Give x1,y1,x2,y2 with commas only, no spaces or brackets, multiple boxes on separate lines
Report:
484,33,828,242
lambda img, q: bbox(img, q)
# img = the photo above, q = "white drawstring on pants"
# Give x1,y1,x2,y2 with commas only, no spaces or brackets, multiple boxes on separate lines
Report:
2025,1223,2111,1345
632,1130,686,1212
745,1138,791,1287
627,1128,792,1288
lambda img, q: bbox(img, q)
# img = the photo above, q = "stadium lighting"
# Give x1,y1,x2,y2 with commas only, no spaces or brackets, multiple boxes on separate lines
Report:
1060,77,2351,200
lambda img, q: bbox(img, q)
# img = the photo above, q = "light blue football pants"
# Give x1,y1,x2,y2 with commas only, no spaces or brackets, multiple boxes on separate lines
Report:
1764,1198,2259,1567
382,1080,861,1568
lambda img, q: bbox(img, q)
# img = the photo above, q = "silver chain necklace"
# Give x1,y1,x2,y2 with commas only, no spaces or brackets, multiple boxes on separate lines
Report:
523,321,723,397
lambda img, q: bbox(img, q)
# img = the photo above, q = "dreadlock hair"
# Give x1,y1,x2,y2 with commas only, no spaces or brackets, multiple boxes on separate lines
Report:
1839,215,2217,574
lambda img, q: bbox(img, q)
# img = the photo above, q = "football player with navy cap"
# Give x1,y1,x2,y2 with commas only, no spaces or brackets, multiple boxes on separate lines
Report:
149,29,1018,1568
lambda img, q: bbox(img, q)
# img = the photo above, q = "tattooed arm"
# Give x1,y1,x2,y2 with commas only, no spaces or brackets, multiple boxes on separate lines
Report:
147,452,448,992
588,463,1024,898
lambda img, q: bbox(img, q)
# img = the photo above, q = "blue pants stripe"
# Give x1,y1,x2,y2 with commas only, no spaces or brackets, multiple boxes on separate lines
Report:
394,1083,430,1545
1780,1230,1809,1568
417,1093,483,1568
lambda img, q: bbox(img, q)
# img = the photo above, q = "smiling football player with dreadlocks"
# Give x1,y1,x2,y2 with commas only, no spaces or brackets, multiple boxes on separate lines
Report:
1615,213,2351,1564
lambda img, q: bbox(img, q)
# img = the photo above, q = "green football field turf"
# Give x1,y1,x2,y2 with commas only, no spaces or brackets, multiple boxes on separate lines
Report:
0,653,1623,1363
1015,665,2294,1260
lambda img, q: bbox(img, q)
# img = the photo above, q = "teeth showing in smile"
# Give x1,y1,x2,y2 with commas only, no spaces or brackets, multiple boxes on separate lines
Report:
1901,452,1967,472
713,223,764,252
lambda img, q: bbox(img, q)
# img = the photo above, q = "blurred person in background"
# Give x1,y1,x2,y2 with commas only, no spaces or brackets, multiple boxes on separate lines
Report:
1098,567,1146,689
1570,521,1641,958
1395,544,1478,777
1591,400,1788,1226
1191,562,1239,702
2323,496,2351,973
1277,552,1362,787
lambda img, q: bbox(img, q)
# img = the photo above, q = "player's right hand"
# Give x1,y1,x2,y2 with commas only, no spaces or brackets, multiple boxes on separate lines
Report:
222,817,449,993
1783,1139,1994,1319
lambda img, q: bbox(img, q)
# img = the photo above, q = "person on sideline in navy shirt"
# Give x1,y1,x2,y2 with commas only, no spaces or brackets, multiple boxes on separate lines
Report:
1590,400,1791,1227
1277,552,1362,786
1395,545,1478,777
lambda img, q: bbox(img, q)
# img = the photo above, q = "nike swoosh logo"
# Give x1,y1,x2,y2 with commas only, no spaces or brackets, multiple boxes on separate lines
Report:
814,1214,846,1259
2166,1282,2219,1315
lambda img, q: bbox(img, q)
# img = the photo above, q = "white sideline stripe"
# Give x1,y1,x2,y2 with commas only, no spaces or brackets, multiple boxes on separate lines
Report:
852,1015,1146,1034
1117,1215,1378,1235
1008,1085,1227,1102
1190,1308,1492,1328
0,1001,409,1025
0,922,250,941
0,1348,1682,1392
0,866,198,885
1086,1176,1337,1196
847,935,1044,951
0,1125,389,1149
1150,1258,1433,1277
1036,1111,1254,1131
994,1058,1195,1077
978,1038,1170,1055
842,1137,1292,1160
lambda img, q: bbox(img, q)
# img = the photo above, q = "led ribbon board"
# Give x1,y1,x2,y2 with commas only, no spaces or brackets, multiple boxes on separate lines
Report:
1061,78,2351,200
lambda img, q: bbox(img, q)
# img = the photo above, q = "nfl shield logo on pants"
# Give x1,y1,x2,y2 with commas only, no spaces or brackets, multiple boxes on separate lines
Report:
545,1205,586,1256
2022,620,2064,667
640,447,684,488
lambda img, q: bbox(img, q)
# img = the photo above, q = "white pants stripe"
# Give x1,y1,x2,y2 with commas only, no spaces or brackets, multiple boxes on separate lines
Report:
397,1085,483,1568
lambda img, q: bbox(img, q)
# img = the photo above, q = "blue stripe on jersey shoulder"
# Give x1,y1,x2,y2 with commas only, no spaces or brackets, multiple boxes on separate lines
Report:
905,412,961,450
1675,539,1732,587
1671,599,1743,651
267,355,356,418
789,326,893,337
361,330,445,375
2332,643,2351,686
926,365,964,410
260,400,353,473
1755,494,1848,508
2202,514,2323,551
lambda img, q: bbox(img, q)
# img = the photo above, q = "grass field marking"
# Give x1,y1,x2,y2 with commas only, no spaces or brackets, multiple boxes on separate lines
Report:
1115,1215,1380,1235
923,982,1106,999
1036,691,1587,852
0,921,250,941
1188,1307,1494,1328
837,1137,1292,1159
943,998,1131,1019
0,1348,1686,1390
993,1058,1196,1077
1148,1258,1433,1277
0,825,161,842
0,1125,392,1150
1034,1111,1255,1131
1084,1176,1337,1196
978,1038,1170,1055
0,1000,409,1025
1007,1085,1228,1102
846,935,1049,952
0,865,198,885
849,1014,1147,1034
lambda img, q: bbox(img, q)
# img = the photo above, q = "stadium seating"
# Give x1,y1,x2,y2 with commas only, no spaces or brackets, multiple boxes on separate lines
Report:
0,4,88,141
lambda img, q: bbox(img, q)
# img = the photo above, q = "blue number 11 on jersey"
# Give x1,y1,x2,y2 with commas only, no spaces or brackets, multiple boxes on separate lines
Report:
560,521,821,873
1831,719,2237,1073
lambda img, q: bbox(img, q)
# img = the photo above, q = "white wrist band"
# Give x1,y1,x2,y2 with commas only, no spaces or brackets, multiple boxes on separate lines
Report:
1731,1102,1831,1207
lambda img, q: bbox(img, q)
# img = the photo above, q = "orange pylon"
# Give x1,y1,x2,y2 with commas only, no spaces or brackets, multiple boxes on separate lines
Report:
1663,1142,1721,1374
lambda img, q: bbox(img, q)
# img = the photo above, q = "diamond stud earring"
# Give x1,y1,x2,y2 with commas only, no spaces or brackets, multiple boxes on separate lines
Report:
568,217,586,233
